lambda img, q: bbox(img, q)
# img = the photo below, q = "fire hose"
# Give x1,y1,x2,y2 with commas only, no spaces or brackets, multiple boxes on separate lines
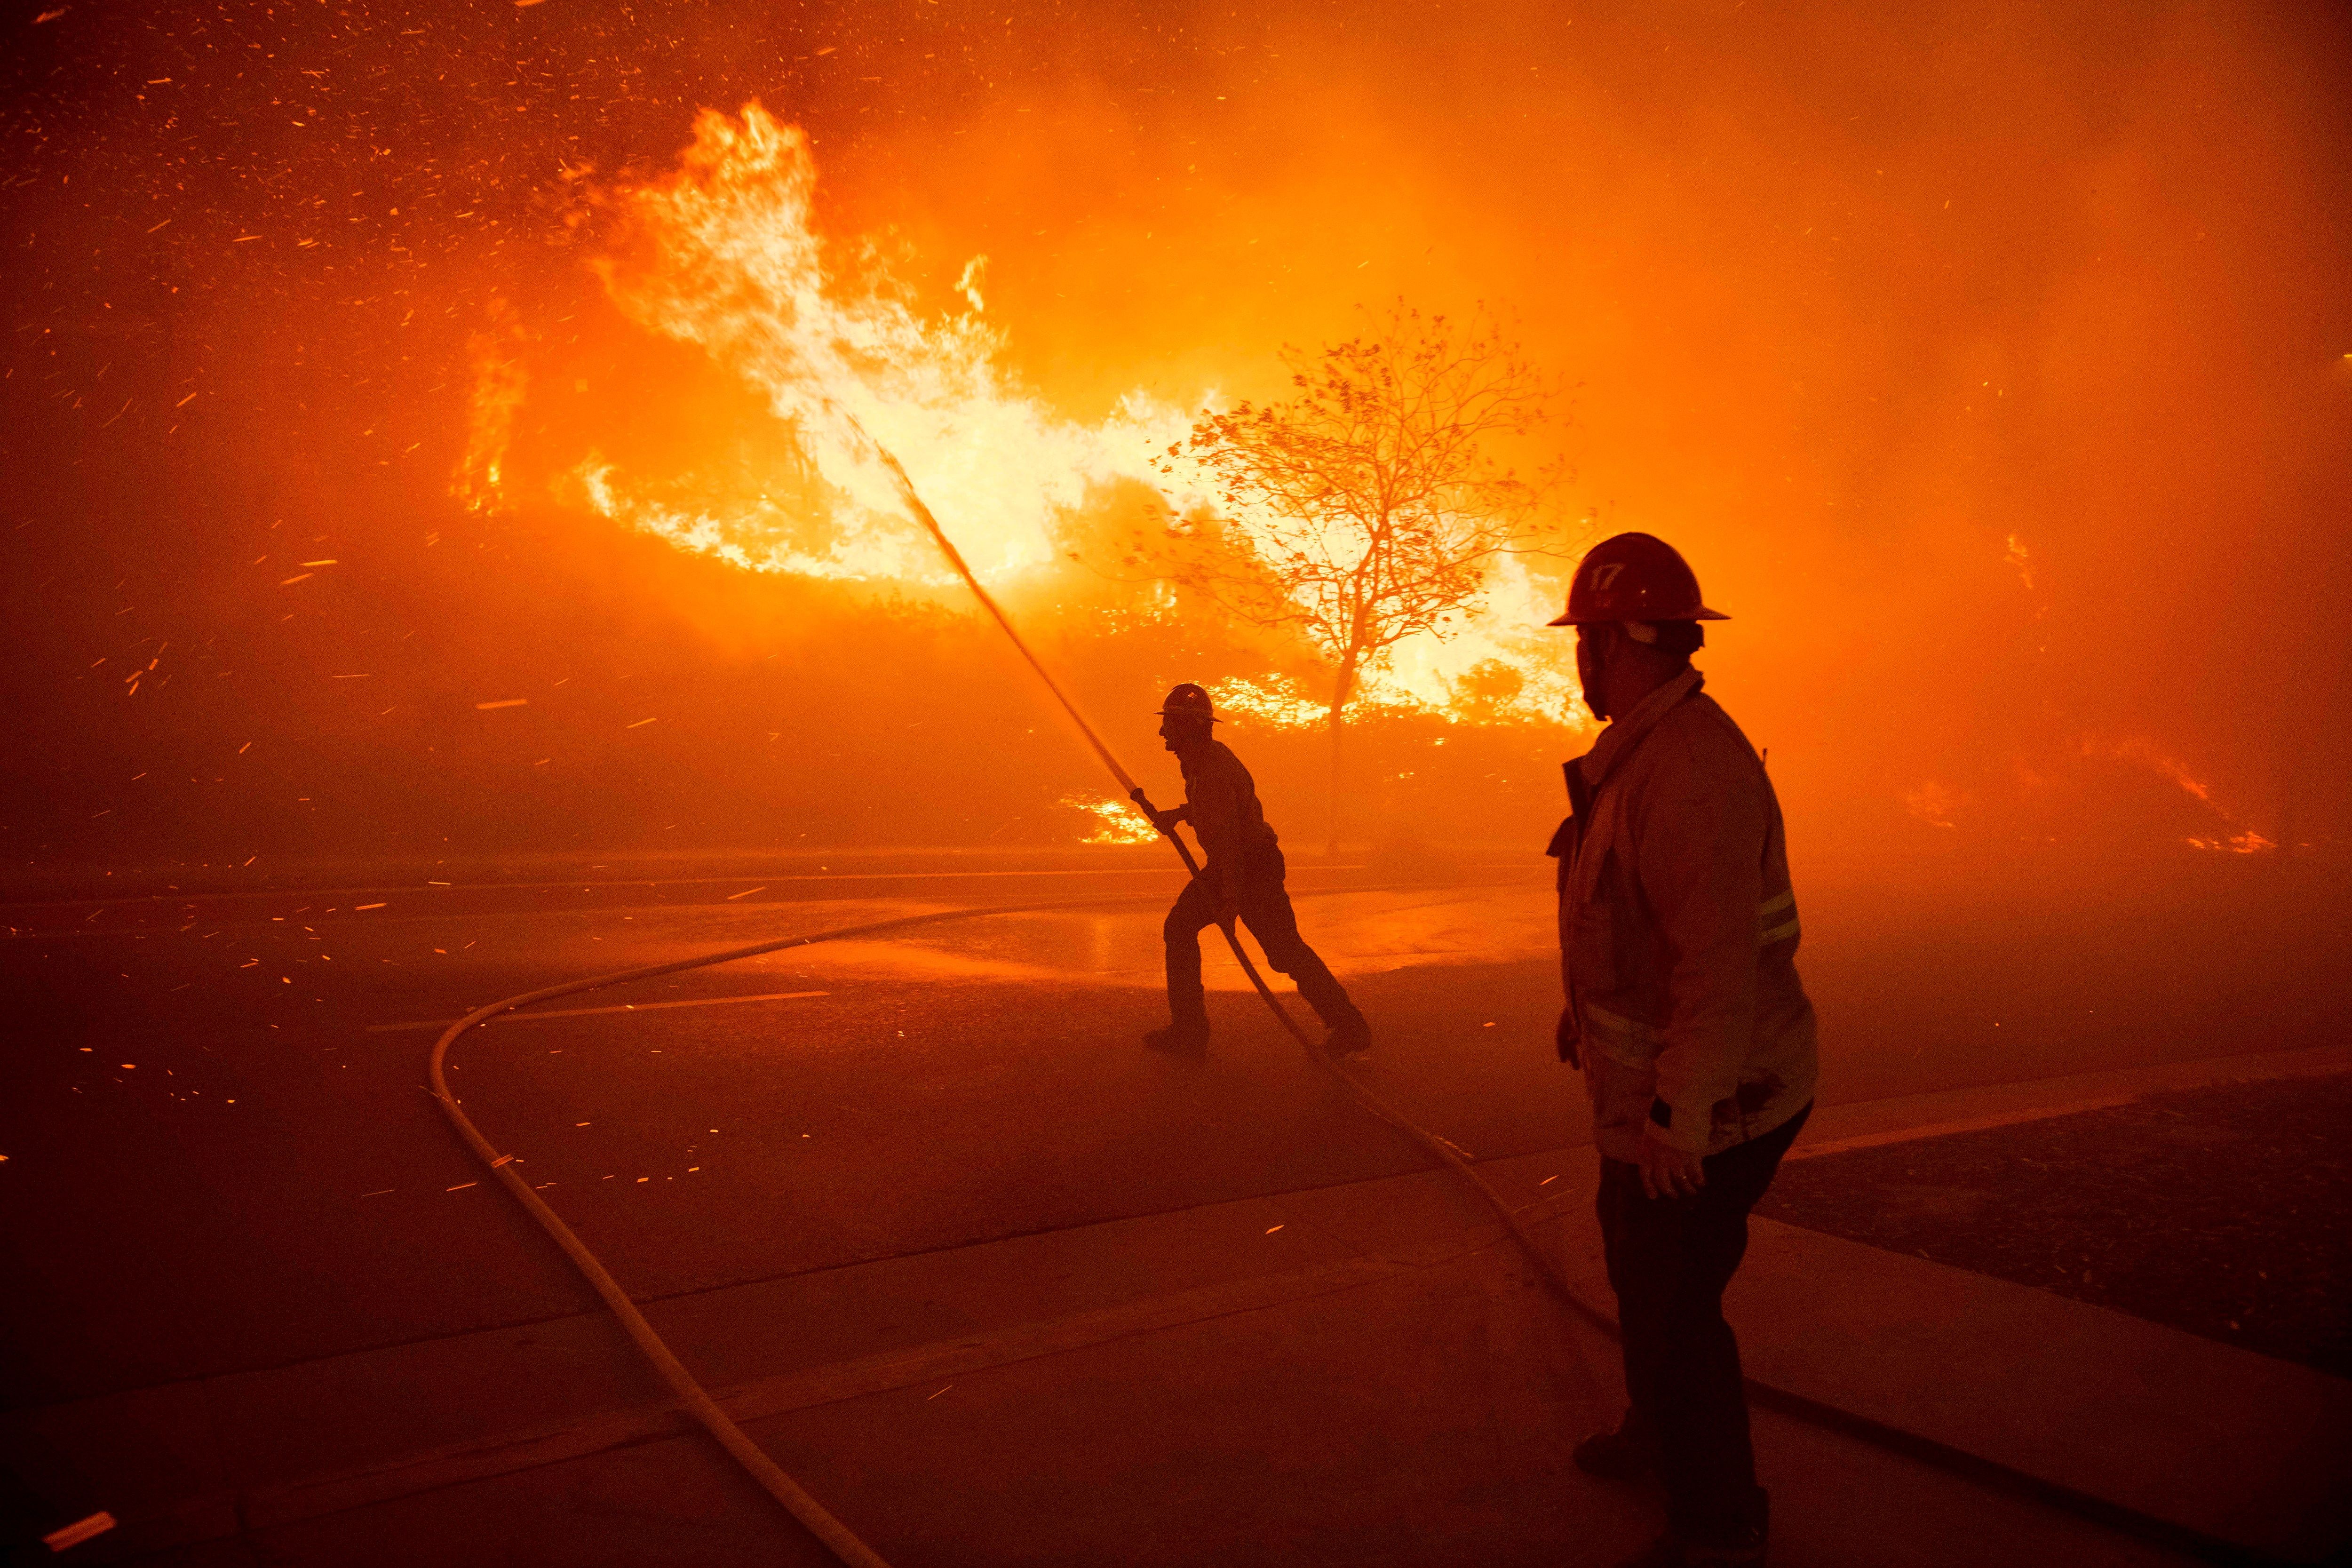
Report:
427,885,2265,1568
426,439,2259,1568
426,882,1510,1568
429,433,1615,1566
862,438,1612,1310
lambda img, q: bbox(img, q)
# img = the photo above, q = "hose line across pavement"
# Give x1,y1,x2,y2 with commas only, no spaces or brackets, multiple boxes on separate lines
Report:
429,421,1604,1563
423,904,1019,1568
425,882,1550,1568
425,883,2269,1568
424,440,2263,1567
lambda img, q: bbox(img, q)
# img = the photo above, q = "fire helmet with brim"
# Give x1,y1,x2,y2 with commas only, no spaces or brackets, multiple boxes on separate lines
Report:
1156,683,1217,723
1549,532,1729,625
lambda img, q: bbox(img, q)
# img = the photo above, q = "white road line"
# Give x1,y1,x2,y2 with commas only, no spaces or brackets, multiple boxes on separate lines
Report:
365,990,829,1033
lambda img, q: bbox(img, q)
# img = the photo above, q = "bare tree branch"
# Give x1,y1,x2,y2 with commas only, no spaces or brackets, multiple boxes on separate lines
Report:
1142,302,1573,852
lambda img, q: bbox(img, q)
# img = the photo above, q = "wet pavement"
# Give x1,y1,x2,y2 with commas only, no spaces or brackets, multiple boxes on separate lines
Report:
1,865,1570,1406
3,847,2347,1411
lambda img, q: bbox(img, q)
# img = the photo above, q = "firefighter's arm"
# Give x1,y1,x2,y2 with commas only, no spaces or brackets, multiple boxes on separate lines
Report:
1634,743,1767,1155
1127,788,1189,836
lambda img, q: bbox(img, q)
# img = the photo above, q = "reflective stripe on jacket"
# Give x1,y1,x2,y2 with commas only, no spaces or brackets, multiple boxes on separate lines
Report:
1548,669,1819,1157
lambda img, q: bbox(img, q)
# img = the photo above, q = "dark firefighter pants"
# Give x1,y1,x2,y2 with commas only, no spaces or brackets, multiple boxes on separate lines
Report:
1164,851,1359,1034
1597,1100,1811,1546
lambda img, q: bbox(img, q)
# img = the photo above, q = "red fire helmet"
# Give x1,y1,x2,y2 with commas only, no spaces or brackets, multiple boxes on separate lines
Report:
1548,532,1730,625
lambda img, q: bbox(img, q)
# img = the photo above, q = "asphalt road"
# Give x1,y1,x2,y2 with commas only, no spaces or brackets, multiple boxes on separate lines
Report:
4,847,2346,1409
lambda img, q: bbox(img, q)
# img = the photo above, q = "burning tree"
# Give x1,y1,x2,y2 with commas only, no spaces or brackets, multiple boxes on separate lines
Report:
1150,305,1568,853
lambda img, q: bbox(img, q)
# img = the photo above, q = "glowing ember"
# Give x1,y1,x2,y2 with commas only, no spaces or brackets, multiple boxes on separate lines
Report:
2004,533,2035,589
1207,677,1335,730
1903,782,1963,829
2101,738,2276,852
1061,792,1158,845
1212,649,1587,732
2184,831,2277,855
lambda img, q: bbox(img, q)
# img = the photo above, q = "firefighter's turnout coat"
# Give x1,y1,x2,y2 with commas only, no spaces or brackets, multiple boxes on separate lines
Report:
1549,669,1818,1159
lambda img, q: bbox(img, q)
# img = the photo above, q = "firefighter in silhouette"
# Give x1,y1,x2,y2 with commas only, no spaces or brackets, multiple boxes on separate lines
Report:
1547,534,1819,1568
1139,684,1371,1055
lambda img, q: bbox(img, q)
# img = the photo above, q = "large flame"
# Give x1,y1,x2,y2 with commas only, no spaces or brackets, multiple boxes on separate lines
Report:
456,104,1589,735
568,104,1190,585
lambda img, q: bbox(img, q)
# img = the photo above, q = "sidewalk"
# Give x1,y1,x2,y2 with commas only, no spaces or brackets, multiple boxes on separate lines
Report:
8,1048,2346,1565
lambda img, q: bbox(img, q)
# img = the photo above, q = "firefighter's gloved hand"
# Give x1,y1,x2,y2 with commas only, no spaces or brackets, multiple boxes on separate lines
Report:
1555,1006,1581,1069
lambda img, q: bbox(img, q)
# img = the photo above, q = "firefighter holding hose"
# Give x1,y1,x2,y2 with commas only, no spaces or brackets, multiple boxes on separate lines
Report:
1547,534,1819,1568
1139,684,1373,1057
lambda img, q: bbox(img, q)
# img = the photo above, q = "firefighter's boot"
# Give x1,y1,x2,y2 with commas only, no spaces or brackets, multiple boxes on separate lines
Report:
1572,1407,1660,1482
